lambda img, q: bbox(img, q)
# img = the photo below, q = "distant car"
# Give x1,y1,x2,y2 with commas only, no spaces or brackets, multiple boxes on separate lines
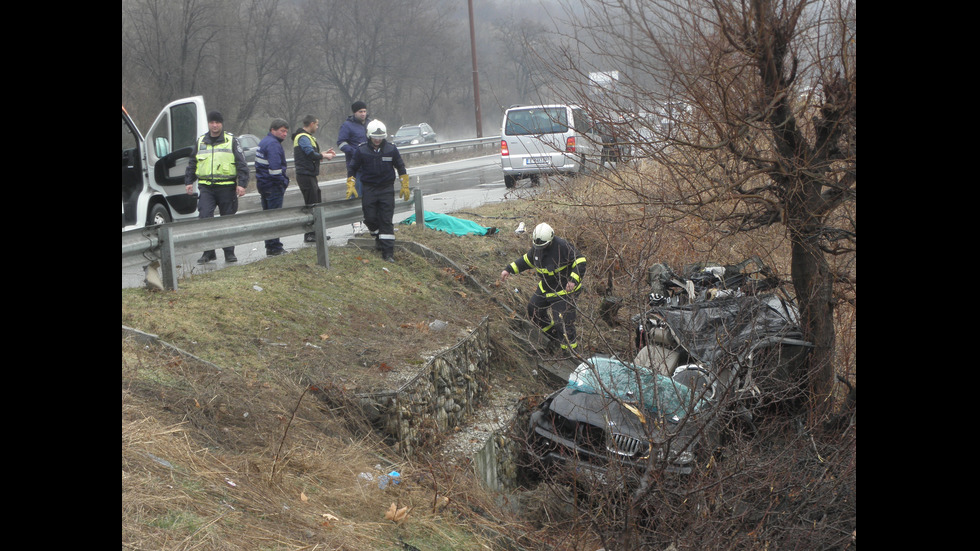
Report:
237,133,260,165
525,257,812,490
499,104,604,188
391,123,438,147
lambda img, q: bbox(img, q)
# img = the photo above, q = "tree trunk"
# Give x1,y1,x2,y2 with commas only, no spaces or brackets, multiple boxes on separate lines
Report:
790,230,836,415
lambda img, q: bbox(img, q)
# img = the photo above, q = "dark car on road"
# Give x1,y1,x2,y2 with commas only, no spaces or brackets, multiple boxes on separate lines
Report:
391,123,438,147
526,257,812,491
237,133,260,165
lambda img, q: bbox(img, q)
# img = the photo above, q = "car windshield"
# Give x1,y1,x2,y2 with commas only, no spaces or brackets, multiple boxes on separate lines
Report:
395,127,422,137
505,108,569,135
566,356,705,420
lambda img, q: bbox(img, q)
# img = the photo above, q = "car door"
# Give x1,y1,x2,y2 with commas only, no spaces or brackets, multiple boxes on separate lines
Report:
145,96,208,218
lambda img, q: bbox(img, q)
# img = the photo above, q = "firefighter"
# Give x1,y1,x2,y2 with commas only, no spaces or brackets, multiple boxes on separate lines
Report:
345,120,410,262
500,223,587,355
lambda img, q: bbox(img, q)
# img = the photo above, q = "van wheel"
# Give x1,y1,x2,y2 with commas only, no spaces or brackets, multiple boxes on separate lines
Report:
504,175,517,189
148,203,171,226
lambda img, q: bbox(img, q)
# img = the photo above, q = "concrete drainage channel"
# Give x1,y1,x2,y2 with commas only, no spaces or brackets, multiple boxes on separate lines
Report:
346,238,574,491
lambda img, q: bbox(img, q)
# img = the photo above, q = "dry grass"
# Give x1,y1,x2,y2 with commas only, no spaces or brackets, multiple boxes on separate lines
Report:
122,163,855,549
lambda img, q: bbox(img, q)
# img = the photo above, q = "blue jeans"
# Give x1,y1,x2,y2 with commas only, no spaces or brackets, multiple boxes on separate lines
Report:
259,185,285,252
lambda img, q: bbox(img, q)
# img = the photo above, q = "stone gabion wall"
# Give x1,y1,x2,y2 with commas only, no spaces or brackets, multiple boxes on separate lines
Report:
357,315,492,457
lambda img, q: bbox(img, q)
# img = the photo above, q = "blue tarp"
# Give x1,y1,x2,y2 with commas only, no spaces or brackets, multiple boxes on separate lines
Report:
567,356,705,419
401,211,496,236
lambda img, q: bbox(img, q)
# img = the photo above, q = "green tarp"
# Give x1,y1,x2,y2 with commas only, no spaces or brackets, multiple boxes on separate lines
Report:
401,211,497,236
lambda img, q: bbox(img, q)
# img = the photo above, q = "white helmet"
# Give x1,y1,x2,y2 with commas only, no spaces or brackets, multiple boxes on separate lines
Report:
532,223,554,248
367,120,387,140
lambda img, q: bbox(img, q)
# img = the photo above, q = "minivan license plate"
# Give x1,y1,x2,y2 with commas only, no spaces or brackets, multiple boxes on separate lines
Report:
524,156,550,167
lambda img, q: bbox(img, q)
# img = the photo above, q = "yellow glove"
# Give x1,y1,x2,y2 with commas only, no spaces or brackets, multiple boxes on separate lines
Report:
399,174,411,201
345,176,358,199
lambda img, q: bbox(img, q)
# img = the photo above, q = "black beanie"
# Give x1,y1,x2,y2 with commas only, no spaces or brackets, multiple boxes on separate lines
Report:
351,101,367,113
207,111,224,123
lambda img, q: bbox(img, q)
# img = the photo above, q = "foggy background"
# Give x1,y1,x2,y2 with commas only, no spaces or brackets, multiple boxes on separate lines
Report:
122,0,586,142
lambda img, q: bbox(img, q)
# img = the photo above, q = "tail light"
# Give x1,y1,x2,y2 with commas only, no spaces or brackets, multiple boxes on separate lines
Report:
566,136,576,152
501,140,509,156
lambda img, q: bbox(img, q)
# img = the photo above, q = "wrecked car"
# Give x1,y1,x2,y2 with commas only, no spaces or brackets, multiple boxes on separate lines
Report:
527,356,721,486
525,257,812,488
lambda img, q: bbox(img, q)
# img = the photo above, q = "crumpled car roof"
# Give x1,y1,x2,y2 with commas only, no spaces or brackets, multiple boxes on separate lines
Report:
567,356,705,420
656,293,809,369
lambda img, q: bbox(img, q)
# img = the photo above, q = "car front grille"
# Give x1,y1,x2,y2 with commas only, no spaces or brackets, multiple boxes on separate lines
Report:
607,433,644,456
542,411,647,459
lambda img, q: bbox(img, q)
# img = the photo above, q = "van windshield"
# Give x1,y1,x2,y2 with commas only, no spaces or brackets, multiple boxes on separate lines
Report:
505,107,568,135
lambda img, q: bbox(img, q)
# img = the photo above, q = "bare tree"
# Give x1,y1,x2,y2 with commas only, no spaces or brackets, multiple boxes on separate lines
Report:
224,0,290,130
545,0,855,413
122,0,224,118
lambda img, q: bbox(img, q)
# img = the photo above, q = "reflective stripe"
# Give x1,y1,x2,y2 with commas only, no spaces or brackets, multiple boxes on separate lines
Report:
379,234,395,240
255,157,269,165
195,133,237,181
268,169,282,175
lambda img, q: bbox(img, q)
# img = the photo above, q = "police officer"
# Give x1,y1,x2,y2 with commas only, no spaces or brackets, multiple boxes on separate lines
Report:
185,110,249,264
499,223,587,355
292,115,337,242
345,120,410,262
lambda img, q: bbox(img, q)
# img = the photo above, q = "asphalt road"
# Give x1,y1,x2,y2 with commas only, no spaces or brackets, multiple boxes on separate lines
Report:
122,155,528,289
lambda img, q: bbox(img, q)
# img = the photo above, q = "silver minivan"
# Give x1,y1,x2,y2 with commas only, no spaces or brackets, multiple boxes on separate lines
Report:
500,104,602,188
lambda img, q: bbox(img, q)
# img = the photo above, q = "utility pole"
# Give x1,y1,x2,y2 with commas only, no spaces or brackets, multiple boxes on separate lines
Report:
468,0,483,137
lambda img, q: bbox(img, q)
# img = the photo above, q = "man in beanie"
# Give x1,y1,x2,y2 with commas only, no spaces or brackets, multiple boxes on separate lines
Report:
184,110,249,264
337,101,370,199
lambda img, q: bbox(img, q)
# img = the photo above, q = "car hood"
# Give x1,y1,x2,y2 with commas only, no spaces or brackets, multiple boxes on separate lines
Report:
548,386,653,441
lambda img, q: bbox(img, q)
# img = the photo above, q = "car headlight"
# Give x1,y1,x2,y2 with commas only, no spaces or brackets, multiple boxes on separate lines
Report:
657,447,695,465
411,138,420,144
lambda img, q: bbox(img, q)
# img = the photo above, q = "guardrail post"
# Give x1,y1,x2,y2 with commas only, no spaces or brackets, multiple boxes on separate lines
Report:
312,205,330,269
158,226,179,290
413,185,424,230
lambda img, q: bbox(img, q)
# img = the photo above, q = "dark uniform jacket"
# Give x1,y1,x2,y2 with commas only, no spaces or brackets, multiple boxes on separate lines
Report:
347,140,406,186
505,237,587,296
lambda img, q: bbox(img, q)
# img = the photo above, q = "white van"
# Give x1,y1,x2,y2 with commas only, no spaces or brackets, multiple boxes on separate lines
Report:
499,104,602,188
122,96,209,229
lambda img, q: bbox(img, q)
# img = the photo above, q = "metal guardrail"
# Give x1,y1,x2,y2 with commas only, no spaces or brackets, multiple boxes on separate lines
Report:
271,135,500,170
123,186,428,290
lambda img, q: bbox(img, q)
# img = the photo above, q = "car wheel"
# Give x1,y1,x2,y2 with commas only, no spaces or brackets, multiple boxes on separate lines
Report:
148,203,171,226
504,175,517,189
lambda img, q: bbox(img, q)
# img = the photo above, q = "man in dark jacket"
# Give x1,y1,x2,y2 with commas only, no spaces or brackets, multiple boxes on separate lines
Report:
184,110,249,264
292,115,337,242
338,101,369,199
500,223,587,355
255,118,291,256
346,119,410,262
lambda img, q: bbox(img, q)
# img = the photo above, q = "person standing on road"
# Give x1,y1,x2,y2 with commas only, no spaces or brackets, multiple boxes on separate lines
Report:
346,120,410,262
338,101,370,199
292,115,337,242
255,118,291,256
499,223,587,356
185,110,249,264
